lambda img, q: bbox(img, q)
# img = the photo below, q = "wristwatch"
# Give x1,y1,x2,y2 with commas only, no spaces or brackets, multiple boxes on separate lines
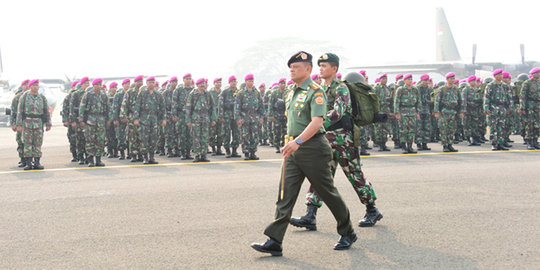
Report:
295,137,303,145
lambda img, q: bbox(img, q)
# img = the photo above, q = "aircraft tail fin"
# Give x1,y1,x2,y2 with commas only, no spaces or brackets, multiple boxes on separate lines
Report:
436,8,461,62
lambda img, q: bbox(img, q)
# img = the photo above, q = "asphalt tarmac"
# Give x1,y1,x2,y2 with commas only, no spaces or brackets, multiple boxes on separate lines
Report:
0,125,538,269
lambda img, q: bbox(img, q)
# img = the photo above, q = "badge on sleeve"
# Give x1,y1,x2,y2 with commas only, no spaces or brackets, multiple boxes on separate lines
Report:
315,96,324,105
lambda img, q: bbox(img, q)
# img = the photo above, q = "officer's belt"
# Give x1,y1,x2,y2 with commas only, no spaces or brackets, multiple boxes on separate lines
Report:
284,133,324,143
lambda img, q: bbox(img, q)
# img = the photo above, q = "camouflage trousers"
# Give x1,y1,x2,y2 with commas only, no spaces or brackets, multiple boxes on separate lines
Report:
22,127,43,158
67,125,77,154
75,125,86,155
127,120,141,156
463,108,482,139
106,123,117,152
273,116,286,147
358,126,370,146
176,120,192,154
373,121,391,144
16,131,24,158
157,125,165,151
266,118,274,145
305,129,376,207
391,117,400,143
523,108,540,140
415,113,431,144
191,121,210,157
431,115,439,139
140,122,159,155
399,115,417,144
116,122,128,151
437,112,457,146
487,110,509,145
222,117,239,149
261,116,270,142
164,120,177,150
84,124,106,157
503,111,513,139
210,121,223,147
240,118,259,153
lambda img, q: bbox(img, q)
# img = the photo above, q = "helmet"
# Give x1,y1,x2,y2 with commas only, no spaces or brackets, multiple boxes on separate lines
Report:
344,72,365,83
484,77,494,84
397,80,405,86
388,82,395,89
437,81,445,88
459,82,467,88
517,73,529,82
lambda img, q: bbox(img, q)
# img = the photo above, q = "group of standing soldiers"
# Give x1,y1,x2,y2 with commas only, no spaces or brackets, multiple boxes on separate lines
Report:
59,73,294,167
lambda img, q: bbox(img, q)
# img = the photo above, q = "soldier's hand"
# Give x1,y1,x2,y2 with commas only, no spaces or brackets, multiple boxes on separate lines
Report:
211,121,216,127
161,120,167,127
219,117,225,123
16,126,22,132
187,122,191,128
80,122,86,128
270,116,275,122
107,121,111,126
520,109,526,115
395,113,401,121
459,113,464,119
259,118,264,125
416,114,420,120
71,122,77,128
282,140,300,159
11,125,16,132
46,125,51,131
121,118,128,123
172,116,178,122
114,120,119,126
63,122,68,127
434,112,440,119
134,119,140,126
236,119,243,126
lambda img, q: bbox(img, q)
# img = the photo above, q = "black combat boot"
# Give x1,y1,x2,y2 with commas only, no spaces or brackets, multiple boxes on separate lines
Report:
497,144,509,151
78,154,85,165
407,142,417,154
87,156,95,167
23,157,33,171
502,142,512,148
443,145,451,152
416,143,423,151
95,156,105,167
159,147,166,156
244,152,250,160
149,153,158,164
130,153,138,162
107,149,114,158
526,139,536,150
114,148,119,158
250,238,283,256
215,146,225,156
401,143,409,154
380,142,390,151
143,153,150,164
231,147,241,158
84,154,89,164
167,148,174,158
249,151,259,160
18,158,26,168
184,151,194,160
119,150,125,160
360,146,371,156
393,141,401,149
199,154,210,162
448,144,458,152
359,205,383,227
289,205,318,231
33,157,44,170
422,143,431,150
275,146,280,153
192,155,200,163
225,148,232,158
71,151,78,162
363,144,372,150
211,146,216,156
137,154,144,162
534,139,540,149
507,138,514,143
492,144,499,151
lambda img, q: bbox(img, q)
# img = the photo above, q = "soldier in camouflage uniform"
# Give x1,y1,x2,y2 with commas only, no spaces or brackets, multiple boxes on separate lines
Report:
268,78,288,153
234,74,265,160
112,79,130,160
172,74,194,160
502,72,518,144
106,82,118,158
520,68,540,150
16,80,52,170
79,78,110,167
372,74,392,151
290,54,381,230
208,78,225,156
434,73,464,152
120,75,144,162
186,79,217,162
11,80,30,167
514,74,529,142
61,81,80,162
258,83,268,146
264,83,275,147
156,80,168,156
484,69,514,151
461,76,483,146
219,76,241,158
391,74,404,149
133,77,166,164
69,77,90,164
394,74,421,154
162,77,178,157
415,75,432,151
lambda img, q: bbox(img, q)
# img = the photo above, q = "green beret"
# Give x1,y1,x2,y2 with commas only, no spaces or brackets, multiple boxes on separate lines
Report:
317,53,340,66
287,51,313,67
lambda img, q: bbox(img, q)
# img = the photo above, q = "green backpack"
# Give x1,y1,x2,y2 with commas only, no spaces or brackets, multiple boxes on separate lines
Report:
343,81,381,127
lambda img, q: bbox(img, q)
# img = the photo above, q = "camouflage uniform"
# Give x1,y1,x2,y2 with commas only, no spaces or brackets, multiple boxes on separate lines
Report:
105,90,118,157
134,86,165,157
234,87,264,157
120,85,142,160
390,85,401,147
264,90,274,146
79,87,110,159
519,78,540,146
172,85,194,159
461,85,483,143
61,88,78,160
16,92,51,158
208,87,223,153
415,84,432,146
161,84,177,156
156,87,166,155
373,83,392,148
219,86,240,156
304,77,377,208
69,85,86,162
112,87,128,158
484,81,513,146
268,87,287,150
185,88,217,159
394,85,420,148
434,85,464,149
10,89,25,161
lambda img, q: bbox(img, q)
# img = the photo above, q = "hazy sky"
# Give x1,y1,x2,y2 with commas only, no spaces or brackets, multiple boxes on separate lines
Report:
1,0,539,82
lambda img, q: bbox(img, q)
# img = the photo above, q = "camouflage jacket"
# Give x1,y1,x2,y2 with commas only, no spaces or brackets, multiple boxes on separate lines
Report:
172,86,193,121
185,89,217,123
60,89,76,123
434,85,464,114
16,92,51,129
394,86,420,116
120,87,140,120
133,86,165,125
323,77,352,128
79,88,110,127
461,85,482,111
112,88,128,121
519,78,540,111
483,81,513,113
219,86,237,119
416,85,432,114
68,85,84,123
161,85,176,120
10,90,25,126
268,88,287,118
234,88,264,121
373,83,392,114
208,87,221,117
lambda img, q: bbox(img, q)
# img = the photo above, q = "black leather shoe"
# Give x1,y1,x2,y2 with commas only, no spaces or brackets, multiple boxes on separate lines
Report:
251,238,283,256
359,207,383,227
334,231,357,250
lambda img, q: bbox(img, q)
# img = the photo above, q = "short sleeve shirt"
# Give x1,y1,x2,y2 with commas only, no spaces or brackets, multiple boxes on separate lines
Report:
285,77,327,137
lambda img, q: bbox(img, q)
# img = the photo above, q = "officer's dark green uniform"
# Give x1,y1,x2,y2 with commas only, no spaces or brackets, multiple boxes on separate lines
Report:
252,51,355,256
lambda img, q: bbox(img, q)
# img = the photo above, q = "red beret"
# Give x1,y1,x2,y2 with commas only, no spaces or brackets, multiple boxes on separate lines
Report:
134,75,144,82
170,76,178,82
420,74,430,81
492,69,504,76
214,78,222,83
403,73,413,80
529,67,540,74
146,76,156,82
80,77,90,84
21,79,30,86
502,72,510,79
244,74,254,81
395,73,403,80
122,78,130,85
109,82,118,88
28,79,39,86
195,78,205,85
445,72,455,79
71,81,79,87
467,75,476,82
92,78,103,85
279,78,287,83
183,73,192,79
228,76,237,83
